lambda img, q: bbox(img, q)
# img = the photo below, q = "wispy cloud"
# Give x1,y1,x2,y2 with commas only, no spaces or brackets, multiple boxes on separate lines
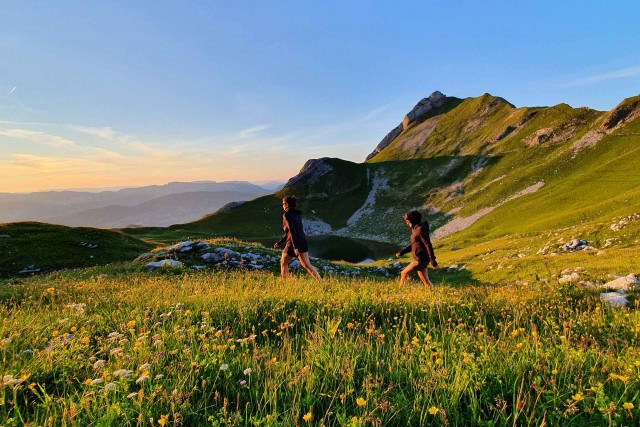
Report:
563,66,640,87
0,128,77,147
237,124,272,139
8,86,17,94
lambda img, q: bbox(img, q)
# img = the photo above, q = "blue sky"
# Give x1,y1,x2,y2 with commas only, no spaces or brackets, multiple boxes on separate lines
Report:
1,1,639,192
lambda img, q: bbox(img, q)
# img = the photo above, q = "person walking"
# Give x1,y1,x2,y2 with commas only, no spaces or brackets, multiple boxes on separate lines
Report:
273,196,321,280
396,210,438,289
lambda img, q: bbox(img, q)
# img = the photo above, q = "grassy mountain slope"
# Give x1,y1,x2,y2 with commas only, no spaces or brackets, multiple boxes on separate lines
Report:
121,93,639,266
0,222,153,278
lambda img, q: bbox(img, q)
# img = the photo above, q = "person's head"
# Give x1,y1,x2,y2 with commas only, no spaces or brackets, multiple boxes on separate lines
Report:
403,210,422,227
282,196,297,211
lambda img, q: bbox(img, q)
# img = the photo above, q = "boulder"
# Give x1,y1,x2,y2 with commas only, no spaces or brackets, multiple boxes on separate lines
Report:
600,291,627,308
147,259,183,269
602,274,638,291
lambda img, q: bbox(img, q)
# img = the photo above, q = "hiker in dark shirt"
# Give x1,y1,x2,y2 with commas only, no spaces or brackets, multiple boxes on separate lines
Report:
273,196,321,280
396,210,438,289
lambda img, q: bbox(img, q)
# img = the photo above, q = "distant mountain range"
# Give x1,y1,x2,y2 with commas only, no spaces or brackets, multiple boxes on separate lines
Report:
0,181,281,228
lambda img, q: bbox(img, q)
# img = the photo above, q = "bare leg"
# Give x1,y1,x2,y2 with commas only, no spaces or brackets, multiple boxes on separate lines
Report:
298,252,321,281
280,252,293,278
399,265,413,286
417,269,433,289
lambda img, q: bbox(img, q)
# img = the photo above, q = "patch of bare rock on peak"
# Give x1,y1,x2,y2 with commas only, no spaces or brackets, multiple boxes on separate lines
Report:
366,91,454,160
284,158,334,187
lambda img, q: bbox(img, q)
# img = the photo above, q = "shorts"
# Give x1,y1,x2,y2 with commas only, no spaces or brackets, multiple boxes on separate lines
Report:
283,243,308,257
404,260,429,273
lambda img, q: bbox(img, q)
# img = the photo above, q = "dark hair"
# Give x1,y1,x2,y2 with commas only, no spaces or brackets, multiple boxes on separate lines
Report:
404,210,422,226
282,196,297,208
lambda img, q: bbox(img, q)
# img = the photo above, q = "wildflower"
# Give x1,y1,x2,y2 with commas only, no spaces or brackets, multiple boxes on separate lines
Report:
135,373,150,384
105,383,116,391
154,374,164,380
113,369,133,378
90,379,103,385
239,380,247,385
93,360,105,369
126,320,136,328
552,369,558,375
428,406,439,415
220,364,229,371
127,392,138,399
609,373,629,383
243,368,252,375
623,402,634,410
158,415,169,426
138,363,151,371
572,393,583,402
356,397,366,407
303,412,313,422
80,337,90,345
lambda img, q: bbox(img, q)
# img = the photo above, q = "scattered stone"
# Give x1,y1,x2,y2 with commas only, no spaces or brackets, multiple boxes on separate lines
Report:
610,213,640,231
147,259,183,269
80,242,98,249
600,291,627,308
18,265,41,275
558,272,580,284
602,274,638,291
560,239,589,252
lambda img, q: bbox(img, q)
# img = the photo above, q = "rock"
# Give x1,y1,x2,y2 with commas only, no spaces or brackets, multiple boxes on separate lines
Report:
560,239,588,252
600,291,627,308
0,234,10,238
284,158,333,187
214,248,239,257
289,260,302,269
366,91,453,160
19,266,41,275
167,241,194,252
602,274,638,291
147,259,183,269
537,246,551,255
558,272,580,284
601,98,640,131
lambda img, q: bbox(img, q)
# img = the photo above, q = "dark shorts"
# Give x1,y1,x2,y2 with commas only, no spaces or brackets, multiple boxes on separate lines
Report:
283,243,308,257
404,260,429,273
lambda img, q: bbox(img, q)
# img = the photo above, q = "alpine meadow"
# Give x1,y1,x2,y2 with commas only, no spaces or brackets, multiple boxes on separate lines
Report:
1,90,640,426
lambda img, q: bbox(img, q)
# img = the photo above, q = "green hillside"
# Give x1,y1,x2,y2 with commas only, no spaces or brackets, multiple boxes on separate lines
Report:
117,93,640,269
0,222,153,278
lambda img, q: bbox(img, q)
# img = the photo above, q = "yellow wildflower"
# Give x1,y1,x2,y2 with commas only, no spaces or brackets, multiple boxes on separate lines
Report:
80,337,90,345
428,406,439,415
126,320,136,328
356,397,366,407
623,402,634,410
302,412,312,422
572,393,583,402
158,414,169,426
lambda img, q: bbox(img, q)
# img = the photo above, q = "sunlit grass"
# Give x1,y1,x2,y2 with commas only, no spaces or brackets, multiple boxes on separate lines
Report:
1,268,639,426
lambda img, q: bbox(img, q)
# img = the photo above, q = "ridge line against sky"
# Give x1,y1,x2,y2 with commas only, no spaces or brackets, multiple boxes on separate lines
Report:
1,1,639,193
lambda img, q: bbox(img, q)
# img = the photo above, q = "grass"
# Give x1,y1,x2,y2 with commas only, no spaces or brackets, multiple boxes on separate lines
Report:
0,222,153,279
0,263,638,426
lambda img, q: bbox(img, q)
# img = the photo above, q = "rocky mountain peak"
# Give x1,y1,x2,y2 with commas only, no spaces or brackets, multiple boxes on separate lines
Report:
366,90,455,161
282,158,334,189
